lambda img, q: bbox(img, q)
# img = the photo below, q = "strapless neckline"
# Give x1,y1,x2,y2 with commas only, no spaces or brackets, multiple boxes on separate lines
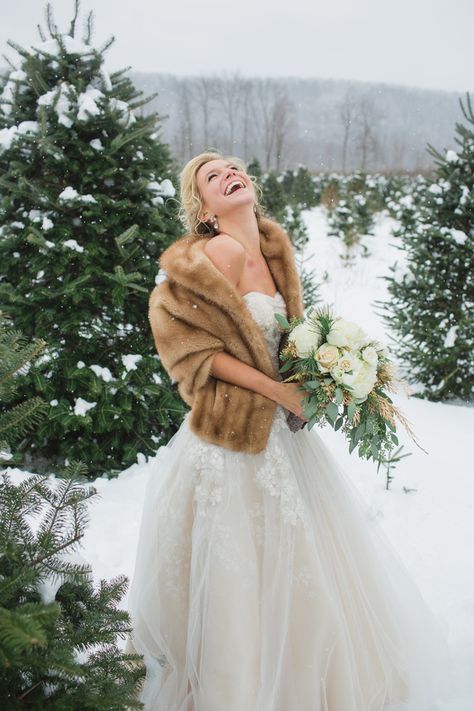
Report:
241,290,282,300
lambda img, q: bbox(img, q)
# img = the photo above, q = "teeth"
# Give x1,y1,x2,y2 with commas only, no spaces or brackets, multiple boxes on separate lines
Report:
224,179,245,196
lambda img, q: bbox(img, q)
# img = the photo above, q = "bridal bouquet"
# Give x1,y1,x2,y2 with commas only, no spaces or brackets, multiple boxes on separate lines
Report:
275,306,419,463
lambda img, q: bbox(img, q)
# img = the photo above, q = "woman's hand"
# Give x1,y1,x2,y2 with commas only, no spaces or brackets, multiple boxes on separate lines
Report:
274,381,309,421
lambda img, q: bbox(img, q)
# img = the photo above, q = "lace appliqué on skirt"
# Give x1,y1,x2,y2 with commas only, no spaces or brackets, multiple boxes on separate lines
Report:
255,406,311,533
188,405,311,534
188,437,226,518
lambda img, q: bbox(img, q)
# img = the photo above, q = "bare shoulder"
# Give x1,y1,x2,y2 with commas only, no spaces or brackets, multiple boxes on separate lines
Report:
203,233,245,286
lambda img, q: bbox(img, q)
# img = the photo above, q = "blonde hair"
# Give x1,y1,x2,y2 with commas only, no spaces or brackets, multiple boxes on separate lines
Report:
177,150,266,236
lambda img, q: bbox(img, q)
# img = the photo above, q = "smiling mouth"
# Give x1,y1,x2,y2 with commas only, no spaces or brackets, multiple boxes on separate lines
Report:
224,180,246,196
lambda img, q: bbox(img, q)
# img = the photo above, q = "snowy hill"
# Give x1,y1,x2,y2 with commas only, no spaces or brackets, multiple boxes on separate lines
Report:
5,207,473,709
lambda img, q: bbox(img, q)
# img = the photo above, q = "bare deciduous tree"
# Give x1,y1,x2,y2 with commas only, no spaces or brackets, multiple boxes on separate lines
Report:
255,78,277,171
241,79,255,159
194,75,217,149
339,87,357,173
274,90,296,171
217,70,246,154
253,79,295,171
353,94,384,171
173,78,195,162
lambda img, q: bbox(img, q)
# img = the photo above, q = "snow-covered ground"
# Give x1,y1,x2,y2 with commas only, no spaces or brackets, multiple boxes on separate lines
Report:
5,207,473,709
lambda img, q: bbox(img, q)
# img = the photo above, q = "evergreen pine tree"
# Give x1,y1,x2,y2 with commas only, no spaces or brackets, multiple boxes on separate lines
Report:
0,2,185,478
260,170,287,220
0,467,145,709
292,165,318,210
326,172,375,264
377,93,473,402
246,156,262,180
0,302,145,707
0,311,49,467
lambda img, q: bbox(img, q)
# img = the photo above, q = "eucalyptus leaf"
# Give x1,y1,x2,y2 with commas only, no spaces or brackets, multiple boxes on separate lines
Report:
304,399,320,418
304,379,321,389
308,413,319,430
326,401,339,421
370,441,380,458
278,359,294,373
347,402,356,421
353,424,364,445
274,312,290,329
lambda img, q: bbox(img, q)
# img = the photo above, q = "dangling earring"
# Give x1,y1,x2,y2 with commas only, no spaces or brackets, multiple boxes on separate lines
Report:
208,214,219,231
200,212,218,233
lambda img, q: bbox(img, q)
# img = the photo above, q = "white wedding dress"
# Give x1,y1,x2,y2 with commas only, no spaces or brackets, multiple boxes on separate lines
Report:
127,290,453,711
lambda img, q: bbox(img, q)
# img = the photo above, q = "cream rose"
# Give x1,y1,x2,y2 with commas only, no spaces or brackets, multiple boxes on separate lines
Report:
288,321,322,357
361,346,378,366
315,343,340,373
327,318,369,351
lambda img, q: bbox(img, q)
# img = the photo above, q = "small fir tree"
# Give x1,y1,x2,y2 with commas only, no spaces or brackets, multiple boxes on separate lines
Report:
377,93,473,402
326,172,376,264
0,467,145,709
0,2,185,478
292,165,319,210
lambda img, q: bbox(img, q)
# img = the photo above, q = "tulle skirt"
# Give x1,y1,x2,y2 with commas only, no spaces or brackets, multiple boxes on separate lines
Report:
126,404,453,711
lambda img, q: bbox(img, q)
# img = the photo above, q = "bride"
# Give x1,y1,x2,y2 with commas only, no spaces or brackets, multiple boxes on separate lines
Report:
126,151,452,710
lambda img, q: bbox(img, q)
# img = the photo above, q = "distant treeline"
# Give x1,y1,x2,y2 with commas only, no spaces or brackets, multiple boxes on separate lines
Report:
130,71,465,174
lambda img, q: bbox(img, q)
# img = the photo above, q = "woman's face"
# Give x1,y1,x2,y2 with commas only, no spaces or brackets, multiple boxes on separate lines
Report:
195,159,255,223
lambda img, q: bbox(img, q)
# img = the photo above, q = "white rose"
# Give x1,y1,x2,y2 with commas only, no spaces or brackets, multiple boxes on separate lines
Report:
361,346,378,366
288,321,321,357
330,365,345,383
337,350,359,373
327,318,369,351
341,361,377,402
315,343,340,372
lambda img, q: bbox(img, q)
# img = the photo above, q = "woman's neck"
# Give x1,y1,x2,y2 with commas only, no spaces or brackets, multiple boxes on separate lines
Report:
216,206,261,257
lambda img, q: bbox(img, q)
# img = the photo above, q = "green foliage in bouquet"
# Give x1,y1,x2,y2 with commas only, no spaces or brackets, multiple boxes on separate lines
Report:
275,306,419,465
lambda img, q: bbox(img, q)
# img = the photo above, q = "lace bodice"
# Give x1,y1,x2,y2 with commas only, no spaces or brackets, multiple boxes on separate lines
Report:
241,290,287,371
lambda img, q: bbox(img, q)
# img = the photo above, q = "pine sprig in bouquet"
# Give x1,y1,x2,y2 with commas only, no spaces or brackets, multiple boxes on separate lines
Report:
275,306,423,463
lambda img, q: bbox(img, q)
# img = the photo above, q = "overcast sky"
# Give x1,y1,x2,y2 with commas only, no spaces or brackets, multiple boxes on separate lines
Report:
2,0,473,93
